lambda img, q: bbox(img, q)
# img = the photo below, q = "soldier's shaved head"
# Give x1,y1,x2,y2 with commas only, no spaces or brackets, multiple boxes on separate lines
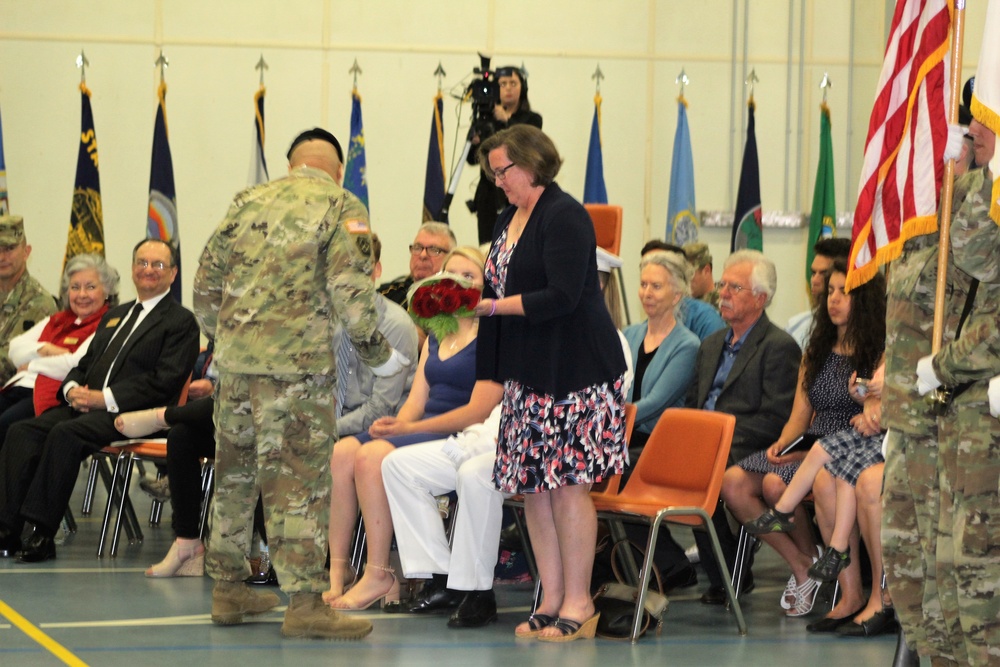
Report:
289,139,344,183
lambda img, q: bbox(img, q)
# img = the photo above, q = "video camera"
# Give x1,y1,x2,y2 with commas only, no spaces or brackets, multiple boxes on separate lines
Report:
468,53,500,139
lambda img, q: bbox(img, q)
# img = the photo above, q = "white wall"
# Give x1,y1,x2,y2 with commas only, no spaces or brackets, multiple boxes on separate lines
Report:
0,0,986,327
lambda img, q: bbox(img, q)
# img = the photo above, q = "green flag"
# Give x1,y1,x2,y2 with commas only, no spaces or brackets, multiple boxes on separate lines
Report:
807,103,836,285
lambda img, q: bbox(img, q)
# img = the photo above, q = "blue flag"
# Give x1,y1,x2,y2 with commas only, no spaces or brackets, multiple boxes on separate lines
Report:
248,85,269,186
0,101,8,215
147,81,181,302
65,82,104,270
731,99,762,252
422,92,445,221
583,93,608,204
344,88,369,211
666,96,699,245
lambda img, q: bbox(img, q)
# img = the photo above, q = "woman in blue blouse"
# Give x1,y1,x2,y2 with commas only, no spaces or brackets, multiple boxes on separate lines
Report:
623,250,700,454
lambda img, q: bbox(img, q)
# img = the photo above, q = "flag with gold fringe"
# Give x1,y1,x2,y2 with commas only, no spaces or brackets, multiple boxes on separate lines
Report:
971,0,1000,226
344,88,369,212
731,99,762,252
248,84,269,186
147,81,181,302
422,91,445,221
846,0,950,290
667,95,698,244
0,101,8,215
583,93,608,204
806,103,836,285
64,82,104,270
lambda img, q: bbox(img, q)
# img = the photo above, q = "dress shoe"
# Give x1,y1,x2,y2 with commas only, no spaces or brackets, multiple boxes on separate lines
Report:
662,566,698,593
837,607,900,637
700,573,754,605
447,589,498,628
405,580,464,614
807,608,862,633
0,527,22,558
17,529,56,563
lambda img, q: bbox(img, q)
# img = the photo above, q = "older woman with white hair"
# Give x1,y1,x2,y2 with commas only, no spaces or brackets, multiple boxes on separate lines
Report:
0,254,119,450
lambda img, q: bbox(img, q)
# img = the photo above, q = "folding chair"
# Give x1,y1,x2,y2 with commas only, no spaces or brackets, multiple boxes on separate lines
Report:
585,203,631,325
593,407,746,641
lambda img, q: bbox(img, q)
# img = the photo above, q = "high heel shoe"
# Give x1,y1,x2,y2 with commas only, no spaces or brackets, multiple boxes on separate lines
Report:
116,408,169,438
145,540,205,578
328,564,399,611
321,558,357,604
536,612,601,642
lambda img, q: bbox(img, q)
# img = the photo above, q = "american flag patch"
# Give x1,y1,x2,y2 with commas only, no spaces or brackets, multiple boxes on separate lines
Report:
344,219,369,234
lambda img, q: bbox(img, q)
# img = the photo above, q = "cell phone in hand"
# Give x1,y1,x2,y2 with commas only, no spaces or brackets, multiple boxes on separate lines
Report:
779,433,817,456
854,378,870,398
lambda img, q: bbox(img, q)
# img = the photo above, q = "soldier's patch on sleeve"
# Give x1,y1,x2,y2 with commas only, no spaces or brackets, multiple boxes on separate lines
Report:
355,234,372,259
344,219,369,234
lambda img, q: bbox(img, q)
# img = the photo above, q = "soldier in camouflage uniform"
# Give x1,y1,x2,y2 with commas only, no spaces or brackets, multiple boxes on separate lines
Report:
682,241,720,309
194,128,404,641
881,232,962,663
0,216,57,384
916,163,1000,666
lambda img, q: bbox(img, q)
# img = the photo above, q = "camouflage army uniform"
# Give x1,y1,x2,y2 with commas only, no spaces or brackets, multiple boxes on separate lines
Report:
0,271,56,384
193,165,390,594
881,233,962,662
930,167,1000,666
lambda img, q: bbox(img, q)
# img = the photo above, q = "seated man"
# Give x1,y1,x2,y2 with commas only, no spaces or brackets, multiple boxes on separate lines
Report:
682,242,720,309
336,233,419,437
685,249,800,604
377,221,456,308
0,215,58,385
0,238,200,562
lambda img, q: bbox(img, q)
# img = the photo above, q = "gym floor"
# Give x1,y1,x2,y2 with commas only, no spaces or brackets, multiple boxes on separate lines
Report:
0,469,899,666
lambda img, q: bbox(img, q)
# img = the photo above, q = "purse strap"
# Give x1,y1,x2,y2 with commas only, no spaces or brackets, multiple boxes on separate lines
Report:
609,539,665,595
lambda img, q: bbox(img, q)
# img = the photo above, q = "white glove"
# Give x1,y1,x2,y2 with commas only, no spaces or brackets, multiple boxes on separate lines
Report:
988,376,1000,418
370,348,411,378
916,355,942,396
944,123,967,161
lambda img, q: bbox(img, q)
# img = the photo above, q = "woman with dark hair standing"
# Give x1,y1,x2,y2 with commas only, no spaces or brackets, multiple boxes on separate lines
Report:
468,66,542,245
474,125,628,641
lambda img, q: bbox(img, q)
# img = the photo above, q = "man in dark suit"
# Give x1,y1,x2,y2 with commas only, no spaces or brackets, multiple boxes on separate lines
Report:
685,249,800,604
0,239,199,562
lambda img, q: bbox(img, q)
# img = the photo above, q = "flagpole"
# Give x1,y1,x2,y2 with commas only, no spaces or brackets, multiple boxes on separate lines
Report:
931,0,965,355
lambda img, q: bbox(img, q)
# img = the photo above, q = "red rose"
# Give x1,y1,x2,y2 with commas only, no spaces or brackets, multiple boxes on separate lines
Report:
439,291,461,313
411,289,437,318
459,288,481,309
437,278,459,291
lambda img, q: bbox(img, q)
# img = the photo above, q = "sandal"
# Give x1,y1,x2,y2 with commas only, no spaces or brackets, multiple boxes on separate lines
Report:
784,576,821,617
744,507,796,535
514,613,556,638
537,613,600,643
809,545,851,582
329,564,399,611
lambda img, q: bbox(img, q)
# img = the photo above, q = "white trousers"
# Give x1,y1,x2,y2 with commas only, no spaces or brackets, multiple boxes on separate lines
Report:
382,443,503,591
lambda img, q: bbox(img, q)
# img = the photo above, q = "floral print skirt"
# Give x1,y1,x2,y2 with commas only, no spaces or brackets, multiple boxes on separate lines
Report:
493,375,628,493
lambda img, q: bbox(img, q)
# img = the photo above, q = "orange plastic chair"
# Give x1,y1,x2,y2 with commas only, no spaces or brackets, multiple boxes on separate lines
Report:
586,204,623,256
592,407,746,641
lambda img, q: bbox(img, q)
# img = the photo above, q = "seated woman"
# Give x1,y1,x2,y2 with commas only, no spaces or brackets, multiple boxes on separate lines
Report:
0,254,118,448
115,396,215,577
325,247,503,611
623,250,700,454
720,260,885,618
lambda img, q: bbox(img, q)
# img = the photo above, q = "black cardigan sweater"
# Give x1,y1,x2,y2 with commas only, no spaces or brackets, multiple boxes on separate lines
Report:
476,183,626,396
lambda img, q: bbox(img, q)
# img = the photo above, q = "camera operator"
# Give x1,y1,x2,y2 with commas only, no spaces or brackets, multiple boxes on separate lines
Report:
468,66,542,244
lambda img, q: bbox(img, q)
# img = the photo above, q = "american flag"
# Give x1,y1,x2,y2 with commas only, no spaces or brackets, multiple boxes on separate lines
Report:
846,0,951,290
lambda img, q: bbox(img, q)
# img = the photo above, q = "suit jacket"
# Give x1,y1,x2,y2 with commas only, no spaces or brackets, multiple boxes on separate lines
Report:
685,311,801,462
61,296,200,413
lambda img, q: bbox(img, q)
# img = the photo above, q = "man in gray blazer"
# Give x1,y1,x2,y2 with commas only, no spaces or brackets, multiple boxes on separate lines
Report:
685,249,800,604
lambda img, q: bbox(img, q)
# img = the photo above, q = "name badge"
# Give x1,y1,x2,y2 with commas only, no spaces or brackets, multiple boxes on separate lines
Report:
106,317,121,328
63,336,79,345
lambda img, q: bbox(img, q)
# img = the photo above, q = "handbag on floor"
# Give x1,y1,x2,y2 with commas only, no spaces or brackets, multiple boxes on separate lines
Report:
592,540,669,639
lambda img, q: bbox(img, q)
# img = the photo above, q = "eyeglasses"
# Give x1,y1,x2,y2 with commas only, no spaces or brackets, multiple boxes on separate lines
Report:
715,280,749,294
491,163,517,181
409,244,449,258
134,259,169,271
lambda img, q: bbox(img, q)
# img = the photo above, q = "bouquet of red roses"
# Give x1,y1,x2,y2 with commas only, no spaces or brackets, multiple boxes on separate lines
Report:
406,273,482,342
